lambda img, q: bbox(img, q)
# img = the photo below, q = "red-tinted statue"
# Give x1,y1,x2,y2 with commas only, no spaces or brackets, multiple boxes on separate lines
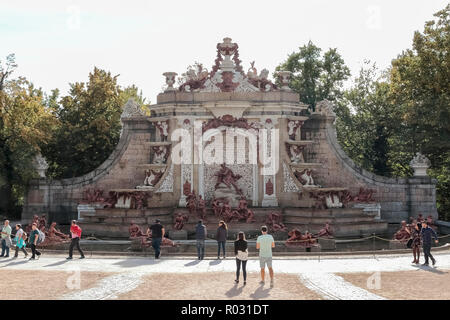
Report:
46,222,70,242
38,214,47,232
129,221,146,238
316,222,334,238
173,213,189,230
212,198,223,217
214,164,243,195
143,228,176,247
186,190,197,216
286,229,317,247
221,200,233,223
393,220,411,243
197,195,207,221
265,212,287,232
235,197,255,223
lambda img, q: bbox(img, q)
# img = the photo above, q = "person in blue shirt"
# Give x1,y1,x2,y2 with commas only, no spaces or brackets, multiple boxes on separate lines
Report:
420,220,438,266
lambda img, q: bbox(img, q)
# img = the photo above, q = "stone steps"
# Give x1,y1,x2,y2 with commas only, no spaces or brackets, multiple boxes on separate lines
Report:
283,215,376,224
284,221,388,237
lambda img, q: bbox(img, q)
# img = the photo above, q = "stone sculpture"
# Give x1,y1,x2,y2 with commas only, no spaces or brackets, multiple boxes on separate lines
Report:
173,213,189,230
393,220,411,243
316,222,334,238
265,212,287,233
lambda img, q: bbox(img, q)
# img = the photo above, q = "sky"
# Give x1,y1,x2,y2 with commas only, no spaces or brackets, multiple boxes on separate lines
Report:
0,0,448,103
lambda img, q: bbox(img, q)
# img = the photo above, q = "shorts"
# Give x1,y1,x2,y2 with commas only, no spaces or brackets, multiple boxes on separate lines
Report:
259,256,272,269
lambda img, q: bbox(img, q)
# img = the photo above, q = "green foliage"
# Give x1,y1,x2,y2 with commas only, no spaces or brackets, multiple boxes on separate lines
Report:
275,41,350,110
42,67,147,179
335,62,399,176
335,5,450,220
0,55,56,218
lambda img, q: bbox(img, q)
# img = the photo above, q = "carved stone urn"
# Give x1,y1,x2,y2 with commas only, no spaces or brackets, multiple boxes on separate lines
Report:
163,72,177,92
409,153,431,176
277,71,292,91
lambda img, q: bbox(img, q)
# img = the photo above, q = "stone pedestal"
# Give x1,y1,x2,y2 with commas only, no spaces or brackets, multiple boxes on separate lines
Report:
130,238,143,251
353,203,381,220
170,229,188,240
77,204,103,220
318,238,336,250
389,240,407,250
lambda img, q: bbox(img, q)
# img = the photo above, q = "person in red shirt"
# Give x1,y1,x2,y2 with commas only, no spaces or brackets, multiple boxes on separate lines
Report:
67,220,85,260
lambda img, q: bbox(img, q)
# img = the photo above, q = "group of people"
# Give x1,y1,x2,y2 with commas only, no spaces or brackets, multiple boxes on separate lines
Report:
193,219,275,287
393,214,439,266
0,219,85,261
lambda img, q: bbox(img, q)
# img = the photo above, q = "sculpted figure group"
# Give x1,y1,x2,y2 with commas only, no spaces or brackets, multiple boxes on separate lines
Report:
25,214,70,246
211,196,255,223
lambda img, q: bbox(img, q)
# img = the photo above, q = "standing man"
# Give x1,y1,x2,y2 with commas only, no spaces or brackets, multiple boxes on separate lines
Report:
29,223,41,260
67,220,85,260
150,219,165,259
421,220,439,266
1,220,12,258
256,226,275,287
195,220,207,260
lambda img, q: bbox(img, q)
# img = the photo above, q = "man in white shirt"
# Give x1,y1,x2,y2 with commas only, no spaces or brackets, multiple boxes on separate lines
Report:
1,220,12,258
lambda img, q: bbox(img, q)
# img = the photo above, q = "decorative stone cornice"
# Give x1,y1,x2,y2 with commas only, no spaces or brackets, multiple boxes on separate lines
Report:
120,99,145,119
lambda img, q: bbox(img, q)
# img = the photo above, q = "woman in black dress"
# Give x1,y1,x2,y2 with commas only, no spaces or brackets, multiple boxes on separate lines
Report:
411,221,422,264
234,231,248,285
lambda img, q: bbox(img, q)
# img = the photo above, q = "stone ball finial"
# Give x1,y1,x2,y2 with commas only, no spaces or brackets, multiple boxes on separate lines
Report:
33,153,49,178
410,153,431,176
163,72,178,92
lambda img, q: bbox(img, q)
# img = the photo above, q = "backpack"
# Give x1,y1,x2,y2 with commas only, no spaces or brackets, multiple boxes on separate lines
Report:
37,230,45,244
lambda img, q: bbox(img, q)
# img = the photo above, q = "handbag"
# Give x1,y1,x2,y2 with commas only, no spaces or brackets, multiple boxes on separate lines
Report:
406,238,413,248
236,249,248,261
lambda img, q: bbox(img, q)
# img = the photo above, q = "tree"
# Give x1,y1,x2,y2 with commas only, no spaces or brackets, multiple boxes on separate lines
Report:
275,41,350,110
42,67,147,179
335,62,399,176
389,4,450,220
0,55,56,218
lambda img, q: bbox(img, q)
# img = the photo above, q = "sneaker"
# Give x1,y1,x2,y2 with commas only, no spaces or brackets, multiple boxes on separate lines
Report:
422,263,429,266
29,257,35,260
66,257,73,260
79,256,85,259
432,259,436,266
4,255,9,258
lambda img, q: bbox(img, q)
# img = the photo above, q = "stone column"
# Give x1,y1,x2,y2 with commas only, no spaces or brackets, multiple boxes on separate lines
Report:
407,153,438,220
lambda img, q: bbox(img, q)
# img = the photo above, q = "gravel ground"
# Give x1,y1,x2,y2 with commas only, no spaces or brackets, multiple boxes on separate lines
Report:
0,269,113,300
337,268,450,300
117,272,323,300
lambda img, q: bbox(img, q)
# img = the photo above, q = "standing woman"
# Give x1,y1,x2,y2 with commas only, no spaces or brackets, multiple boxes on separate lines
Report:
234,231,248,285
216,220,228,259
411,220,422,264
14,224,28,258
